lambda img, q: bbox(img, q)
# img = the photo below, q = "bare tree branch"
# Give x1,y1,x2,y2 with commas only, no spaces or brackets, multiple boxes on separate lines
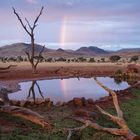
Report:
35,81,44,99
0,105,51,129
25,18,32,30
35,46,45,68
94,77,123,118
0,65,17,71
12,7,31,36
33,6,44,30
65,78,138,140
25,51,31,62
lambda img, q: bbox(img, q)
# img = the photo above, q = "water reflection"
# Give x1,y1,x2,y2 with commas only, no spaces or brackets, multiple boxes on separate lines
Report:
27,80,44,102
8,77,130,103
114,77,138,86
0,88,10,105
114,78,123,85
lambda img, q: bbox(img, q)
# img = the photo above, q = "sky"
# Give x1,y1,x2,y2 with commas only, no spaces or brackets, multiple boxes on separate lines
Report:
0,0,140,50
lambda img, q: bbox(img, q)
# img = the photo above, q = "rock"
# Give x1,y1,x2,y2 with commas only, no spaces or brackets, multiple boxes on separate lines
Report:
74,109,89,117
29,100,35,106
20,100,27,107
10,100,20,106
27,99,35,106
45,98,50,102
67,100,73,106
73,98,83,107
55,101,64,107
44,98,52,107
134,136,140,140
81,97,88,106
0,98,4,106
87,98,94,105
89,112,98,119
35,98,45,105
47,101,53,108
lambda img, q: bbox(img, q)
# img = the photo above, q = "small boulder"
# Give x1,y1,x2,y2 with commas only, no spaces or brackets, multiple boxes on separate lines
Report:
35,98,45,105
47,101,53,108
81,97,88,106
20,100,27,107
0,98,4,106
45,98,50,102
73,98,83,107
133,136,140,140
87,98,94,105
10,100,20,106
74,109,89,117
55,101,64,107
89,112,99,119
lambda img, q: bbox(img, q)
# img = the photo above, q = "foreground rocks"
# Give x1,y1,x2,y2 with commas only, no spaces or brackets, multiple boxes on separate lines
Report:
67,97,95,107
10,98,53,108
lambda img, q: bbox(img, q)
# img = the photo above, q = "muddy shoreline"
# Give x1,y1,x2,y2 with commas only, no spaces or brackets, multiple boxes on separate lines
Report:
1,75,139,109
0,62,140,107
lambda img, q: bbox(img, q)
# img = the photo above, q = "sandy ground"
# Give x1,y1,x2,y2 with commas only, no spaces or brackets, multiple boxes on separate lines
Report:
0,62,131,81
0,62,140,81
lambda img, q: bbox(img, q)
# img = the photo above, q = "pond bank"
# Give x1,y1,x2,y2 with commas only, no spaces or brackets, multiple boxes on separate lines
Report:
0,82,140,140
0,62,137,81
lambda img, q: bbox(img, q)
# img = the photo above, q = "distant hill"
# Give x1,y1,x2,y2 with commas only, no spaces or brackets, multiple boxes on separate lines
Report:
0,43,140,58
76,46,109,55
113,48,140,57
0,43,50,57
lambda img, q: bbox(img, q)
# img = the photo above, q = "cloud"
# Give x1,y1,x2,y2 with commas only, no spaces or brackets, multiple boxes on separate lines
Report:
26,0,38,4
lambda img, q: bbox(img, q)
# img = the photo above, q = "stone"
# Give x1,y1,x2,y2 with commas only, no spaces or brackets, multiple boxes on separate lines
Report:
10,100,20,106
89,112,98,119
44,98,52,107
47,101,53,108
20,100,27,107
35,98,45,105
29,100,35,106
55,101,64,107
81,97,88,106
134,136,140,140
45,98,50,102
73,98,83,107
74,109,89,117
87,98,94,105
0,98,4,106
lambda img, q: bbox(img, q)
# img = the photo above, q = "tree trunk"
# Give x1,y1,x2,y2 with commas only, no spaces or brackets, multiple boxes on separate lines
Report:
13,7,44,74
32,63,37,74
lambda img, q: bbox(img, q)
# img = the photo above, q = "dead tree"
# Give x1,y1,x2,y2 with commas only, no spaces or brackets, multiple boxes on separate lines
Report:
12,7,45,73
0,65,17,71
27,80,44,102
0,88,51,129
0,105,51,129
66,78,139,140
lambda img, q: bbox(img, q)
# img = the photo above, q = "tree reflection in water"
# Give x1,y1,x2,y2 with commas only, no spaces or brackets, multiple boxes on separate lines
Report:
114,78,123,85
0,88,10,106
27,80,44,102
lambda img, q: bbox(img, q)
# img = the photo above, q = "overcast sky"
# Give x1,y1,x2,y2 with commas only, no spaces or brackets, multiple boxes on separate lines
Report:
0,0,140,50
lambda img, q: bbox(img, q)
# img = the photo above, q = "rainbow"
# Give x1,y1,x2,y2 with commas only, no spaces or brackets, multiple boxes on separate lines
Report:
60,17,67,49
60,79,68,100
59,18,68,99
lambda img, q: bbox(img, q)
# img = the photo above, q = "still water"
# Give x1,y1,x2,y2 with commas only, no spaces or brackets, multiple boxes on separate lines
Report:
8,77,129,103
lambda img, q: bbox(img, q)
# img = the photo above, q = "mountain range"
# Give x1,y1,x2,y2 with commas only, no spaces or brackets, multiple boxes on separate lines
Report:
0,43,139,58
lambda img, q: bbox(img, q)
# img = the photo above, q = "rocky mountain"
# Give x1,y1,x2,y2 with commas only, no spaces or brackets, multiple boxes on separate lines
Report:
0,43,139,58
